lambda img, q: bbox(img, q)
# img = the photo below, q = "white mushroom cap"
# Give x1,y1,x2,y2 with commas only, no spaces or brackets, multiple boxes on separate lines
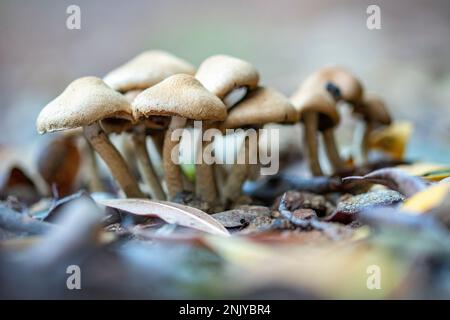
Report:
196,55,259,99
36,77,132,134
132,74,227,121
104,50,196,92
220,87,299,129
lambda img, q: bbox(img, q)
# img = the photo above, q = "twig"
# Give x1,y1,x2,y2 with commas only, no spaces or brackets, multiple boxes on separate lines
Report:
0,205,56,235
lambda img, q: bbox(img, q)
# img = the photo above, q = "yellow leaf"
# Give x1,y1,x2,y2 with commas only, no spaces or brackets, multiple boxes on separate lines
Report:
369,121,413,160
401,181,450,214
396,162,449,177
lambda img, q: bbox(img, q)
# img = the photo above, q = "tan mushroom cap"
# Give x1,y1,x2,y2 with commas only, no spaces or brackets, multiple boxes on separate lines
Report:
302,66,364,105
291,87,340,131
37,77,132,134
104,50,196,92
132,74,227,121
220,87,299,130
361,94,392,125
196,55,259,99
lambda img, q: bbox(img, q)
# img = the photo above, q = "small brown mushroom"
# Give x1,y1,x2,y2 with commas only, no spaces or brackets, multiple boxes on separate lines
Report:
133,74,227,200
302,66,364,105
355,93,392,160
103,50,196,93
220,87,298,203
196,54,259,108
103,51,196,200
291,86,342,176
36,77,144,198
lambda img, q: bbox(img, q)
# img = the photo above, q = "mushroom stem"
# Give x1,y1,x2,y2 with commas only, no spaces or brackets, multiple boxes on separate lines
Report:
362,121,374,161
83,122,144,198
322,128,346,172
132,124,166,200
195,122,218,203
303,112,323,176
222,133,253,203
163,116,187,199
85,140,104,192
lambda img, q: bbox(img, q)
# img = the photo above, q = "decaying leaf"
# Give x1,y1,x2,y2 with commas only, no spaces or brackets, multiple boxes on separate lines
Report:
369,121,413,160
342,168,428,197
401,181,450,214
98,198,230,236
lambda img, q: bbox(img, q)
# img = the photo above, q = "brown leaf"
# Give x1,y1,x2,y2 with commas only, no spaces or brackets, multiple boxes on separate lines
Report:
97,198,230,236
0,166,40,205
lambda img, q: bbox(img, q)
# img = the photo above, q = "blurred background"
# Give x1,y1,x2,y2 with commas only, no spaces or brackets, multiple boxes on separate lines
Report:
1,0,449,170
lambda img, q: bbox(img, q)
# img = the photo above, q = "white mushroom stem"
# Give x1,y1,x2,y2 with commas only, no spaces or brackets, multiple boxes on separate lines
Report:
195,122,218,203
83,122,144,198
163,116,187,199
224,87,248,109
132,124,166,200
303,112,323,176
322,128,345,172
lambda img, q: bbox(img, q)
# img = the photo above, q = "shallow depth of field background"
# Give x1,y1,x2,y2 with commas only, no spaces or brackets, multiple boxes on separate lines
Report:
0,0,449,166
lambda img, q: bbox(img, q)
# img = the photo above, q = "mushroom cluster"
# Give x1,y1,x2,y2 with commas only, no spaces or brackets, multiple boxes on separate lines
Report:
36,52,392,212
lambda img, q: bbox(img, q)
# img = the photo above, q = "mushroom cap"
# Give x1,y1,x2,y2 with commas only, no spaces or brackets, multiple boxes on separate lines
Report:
360,93,392,125
132,74,227,121
291,87,340,131
104,50,196,92
196,55,259,99
36,77,132,134
220,87,299,129
302,66,364,105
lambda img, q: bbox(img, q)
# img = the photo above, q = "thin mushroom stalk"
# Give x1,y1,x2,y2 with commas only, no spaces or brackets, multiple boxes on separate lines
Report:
83,122,144,198
223,131,259,203
132,124,166,200
85,141,104,192
361,121,374,161
303,112,323,176
195,122,219,203
322,128,346,172
163,116,187,199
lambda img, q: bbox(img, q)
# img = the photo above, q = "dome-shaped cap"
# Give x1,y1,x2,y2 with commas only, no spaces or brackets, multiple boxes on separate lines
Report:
302,66,364,105
291,87,340,131
104,50,196,92
220,87,298,129
196,55,259,99
37,77,132,134
132,74,227,121
361,93,392,125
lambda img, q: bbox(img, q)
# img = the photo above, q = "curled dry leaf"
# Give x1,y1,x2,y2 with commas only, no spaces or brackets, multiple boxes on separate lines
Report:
0,166,40,205
342,168,428,198
97,198,230,237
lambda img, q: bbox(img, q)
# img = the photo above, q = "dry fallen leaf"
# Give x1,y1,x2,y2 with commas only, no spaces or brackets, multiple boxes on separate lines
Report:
401,181,450,214
369,121,413,160
97,198,230,237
